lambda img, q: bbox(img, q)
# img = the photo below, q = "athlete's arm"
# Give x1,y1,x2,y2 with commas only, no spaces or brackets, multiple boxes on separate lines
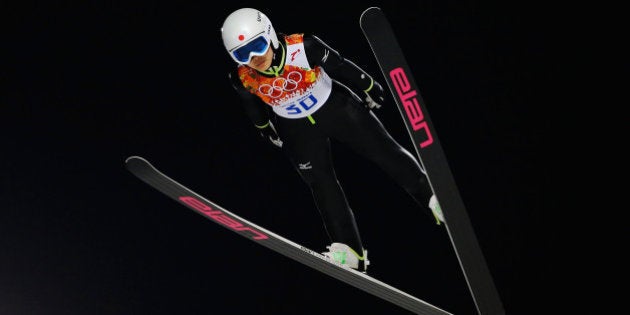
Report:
304,34,385,108
229,70,270,127
229,70,281,147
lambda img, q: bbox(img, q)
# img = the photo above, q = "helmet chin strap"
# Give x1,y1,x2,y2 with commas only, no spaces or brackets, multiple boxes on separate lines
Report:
259,41,285,76
271,41,281,62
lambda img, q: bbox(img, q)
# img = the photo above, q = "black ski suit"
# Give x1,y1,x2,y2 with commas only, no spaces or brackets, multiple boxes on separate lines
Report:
228,33,432,254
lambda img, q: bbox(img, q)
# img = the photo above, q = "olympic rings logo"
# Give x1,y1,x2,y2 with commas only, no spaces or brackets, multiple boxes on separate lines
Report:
258,71,303,98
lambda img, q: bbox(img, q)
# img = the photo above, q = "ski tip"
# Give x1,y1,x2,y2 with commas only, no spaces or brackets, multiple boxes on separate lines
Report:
360,6,382,23
125,155,150,166
125,156,159,175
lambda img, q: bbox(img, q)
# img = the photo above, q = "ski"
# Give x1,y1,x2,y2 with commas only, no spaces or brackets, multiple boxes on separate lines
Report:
125,156,452,315
360,7,505,315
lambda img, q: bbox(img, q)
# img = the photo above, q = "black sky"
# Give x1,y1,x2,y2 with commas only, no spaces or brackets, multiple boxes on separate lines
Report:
4,1,564,314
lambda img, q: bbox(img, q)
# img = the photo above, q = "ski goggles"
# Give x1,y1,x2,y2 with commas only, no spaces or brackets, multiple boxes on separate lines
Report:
230,34,270,64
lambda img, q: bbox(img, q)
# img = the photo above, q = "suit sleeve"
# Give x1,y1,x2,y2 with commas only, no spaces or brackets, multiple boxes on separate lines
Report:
228,69,272,129
303,34,377,96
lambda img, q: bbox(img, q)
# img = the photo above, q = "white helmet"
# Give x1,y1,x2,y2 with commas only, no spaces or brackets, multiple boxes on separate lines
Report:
221,8,279,65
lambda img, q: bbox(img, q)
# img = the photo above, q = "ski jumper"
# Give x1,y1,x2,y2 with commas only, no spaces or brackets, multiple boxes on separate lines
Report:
229,33,433,254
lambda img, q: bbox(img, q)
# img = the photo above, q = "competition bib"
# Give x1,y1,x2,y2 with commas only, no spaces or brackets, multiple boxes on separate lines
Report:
238,34,332,119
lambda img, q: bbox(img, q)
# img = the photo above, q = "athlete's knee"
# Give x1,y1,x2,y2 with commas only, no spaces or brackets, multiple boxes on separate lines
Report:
295,165,337,187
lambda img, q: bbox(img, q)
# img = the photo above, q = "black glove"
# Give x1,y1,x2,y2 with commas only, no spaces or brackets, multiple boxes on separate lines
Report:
363,79,386,109
257,121,283,148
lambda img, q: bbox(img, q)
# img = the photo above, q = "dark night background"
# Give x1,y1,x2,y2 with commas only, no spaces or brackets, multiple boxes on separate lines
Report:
4,1,568,314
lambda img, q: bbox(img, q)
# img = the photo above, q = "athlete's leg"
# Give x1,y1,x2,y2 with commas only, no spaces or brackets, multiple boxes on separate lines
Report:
320,95,434,212
276,117,364,254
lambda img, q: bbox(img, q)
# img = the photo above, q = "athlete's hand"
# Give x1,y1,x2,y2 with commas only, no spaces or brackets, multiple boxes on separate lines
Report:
258,121,283,148
364,80,386,110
